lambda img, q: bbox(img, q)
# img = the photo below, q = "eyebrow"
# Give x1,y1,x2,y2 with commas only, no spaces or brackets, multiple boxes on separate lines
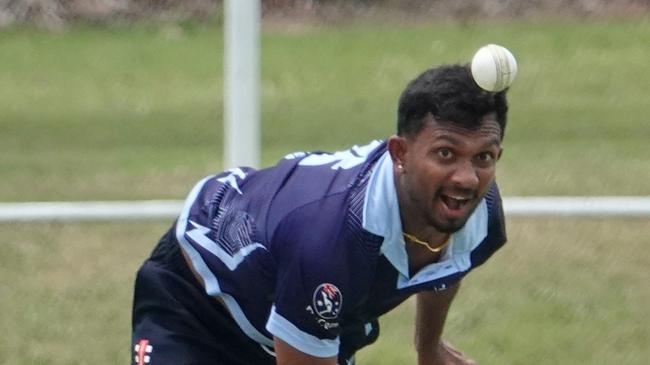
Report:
433,135,462,145
434,135,501,148
484,137,502,148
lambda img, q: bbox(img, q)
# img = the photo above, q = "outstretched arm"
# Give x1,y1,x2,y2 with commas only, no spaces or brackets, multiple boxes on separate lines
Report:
415,283,476,365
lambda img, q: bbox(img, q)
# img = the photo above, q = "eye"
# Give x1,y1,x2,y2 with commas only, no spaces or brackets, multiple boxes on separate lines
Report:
477,152,495,163
437,148,453,159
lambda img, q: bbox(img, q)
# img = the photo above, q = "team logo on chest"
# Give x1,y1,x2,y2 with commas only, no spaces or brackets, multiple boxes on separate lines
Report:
312,283,342,319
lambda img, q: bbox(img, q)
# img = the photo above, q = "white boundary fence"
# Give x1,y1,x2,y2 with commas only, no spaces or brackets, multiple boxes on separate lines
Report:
0,197,649,222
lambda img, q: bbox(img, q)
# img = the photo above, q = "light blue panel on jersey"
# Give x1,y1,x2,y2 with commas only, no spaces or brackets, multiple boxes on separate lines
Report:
396,200,488,289
266,305,340,358
362,152,410,277
176,175,221,296
176,175,274,347
286,140,382,170
185,220,267,271
362,149,490,289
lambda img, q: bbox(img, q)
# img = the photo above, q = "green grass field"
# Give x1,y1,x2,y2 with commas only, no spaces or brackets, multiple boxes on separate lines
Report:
1,18,649,364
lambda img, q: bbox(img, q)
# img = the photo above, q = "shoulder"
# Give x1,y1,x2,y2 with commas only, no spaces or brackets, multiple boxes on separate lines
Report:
265,141,386,242
270,190,381,270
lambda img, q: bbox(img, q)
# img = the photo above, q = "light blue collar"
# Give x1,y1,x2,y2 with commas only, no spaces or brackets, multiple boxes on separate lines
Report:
362,151,488,280
362,152,409,276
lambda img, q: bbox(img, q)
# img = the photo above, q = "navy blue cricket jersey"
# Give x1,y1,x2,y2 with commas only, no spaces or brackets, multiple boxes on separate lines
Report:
175,140,507,359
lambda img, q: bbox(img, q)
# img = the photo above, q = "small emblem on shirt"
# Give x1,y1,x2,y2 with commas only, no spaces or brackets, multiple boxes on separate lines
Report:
312,283,342,319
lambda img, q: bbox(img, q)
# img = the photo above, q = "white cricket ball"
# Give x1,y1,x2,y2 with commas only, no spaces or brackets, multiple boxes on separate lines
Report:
470,44,518,92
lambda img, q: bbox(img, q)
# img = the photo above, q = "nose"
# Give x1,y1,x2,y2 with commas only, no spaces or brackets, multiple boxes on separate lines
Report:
450,161,479,190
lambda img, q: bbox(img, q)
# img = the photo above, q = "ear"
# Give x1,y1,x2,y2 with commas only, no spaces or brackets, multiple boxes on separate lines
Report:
497,147,504,161
387,135,408,169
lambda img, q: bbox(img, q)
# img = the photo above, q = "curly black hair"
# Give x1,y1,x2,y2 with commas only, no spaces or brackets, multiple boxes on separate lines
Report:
397,64,509,139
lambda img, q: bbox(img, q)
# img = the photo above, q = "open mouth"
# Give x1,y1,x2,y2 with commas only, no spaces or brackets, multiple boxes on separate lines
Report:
440,194,472,212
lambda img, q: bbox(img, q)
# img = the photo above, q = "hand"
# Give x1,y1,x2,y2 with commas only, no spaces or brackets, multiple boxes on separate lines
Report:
428,341,477,365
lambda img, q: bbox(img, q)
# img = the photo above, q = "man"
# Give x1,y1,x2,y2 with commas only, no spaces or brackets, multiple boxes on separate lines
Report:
132,64,509,365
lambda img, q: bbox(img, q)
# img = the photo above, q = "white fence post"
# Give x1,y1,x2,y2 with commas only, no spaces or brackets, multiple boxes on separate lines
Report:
224,0,261,169
0,197,649,222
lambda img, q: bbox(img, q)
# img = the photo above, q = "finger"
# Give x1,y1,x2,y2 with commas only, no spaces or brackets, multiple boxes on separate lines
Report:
441,341,464,357
441,341,477,364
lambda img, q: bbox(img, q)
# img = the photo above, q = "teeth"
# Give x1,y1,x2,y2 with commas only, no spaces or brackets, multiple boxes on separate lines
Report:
442,195,460,209
448,198,460,209
442,195,472,210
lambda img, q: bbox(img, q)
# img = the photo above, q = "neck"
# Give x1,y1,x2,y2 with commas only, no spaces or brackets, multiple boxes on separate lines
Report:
400,216,450,248
394,171,449,246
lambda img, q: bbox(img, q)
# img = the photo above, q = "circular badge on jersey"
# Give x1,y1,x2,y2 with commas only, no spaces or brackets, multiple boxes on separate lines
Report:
312,283,342,319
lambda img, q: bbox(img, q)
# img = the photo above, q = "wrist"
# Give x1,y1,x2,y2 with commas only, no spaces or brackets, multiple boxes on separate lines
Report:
416,341,444,365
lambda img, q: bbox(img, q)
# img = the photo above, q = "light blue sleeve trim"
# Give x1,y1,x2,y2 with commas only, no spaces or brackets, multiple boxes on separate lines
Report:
176,176,221,296
220,293,274,347
266,306,339,358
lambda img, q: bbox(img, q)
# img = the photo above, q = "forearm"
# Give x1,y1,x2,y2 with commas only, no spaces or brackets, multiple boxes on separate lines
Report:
274,337,337,365
415,283,460,364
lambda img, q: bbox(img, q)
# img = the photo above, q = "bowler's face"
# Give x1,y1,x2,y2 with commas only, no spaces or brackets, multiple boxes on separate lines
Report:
397,116,502,233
